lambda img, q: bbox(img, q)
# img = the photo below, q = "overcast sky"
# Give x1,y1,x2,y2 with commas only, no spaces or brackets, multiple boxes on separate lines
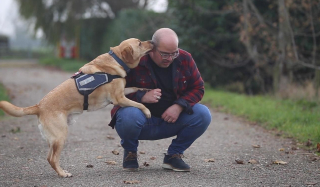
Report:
0,0,19,37
0,0,167,38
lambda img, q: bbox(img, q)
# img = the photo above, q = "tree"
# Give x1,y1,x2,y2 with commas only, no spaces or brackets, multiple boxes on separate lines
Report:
168,0,320,95
238,0,320,95
16,0,149,46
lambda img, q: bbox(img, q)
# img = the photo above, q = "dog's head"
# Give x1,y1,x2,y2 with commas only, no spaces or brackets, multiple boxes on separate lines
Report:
110,38,154,69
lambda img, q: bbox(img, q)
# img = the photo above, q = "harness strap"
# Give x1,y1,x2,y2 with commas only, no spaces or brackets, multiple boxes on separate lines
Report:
108,50,130,73
83,95,89,110
72,71,121,110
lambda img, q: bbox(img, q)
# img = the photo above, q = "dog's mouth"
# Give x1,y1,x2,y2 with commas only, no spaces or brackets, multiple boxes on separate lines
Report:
145,49,152,55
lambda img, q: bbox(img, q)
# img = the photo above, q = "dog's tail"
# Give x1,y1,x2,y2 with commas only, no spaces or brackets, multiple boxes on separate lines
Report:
0,101,39,117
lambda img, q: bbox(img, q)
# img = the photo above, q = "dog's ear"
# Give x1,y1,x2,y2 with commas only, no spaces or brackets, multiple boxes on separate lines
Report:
121,45,134,63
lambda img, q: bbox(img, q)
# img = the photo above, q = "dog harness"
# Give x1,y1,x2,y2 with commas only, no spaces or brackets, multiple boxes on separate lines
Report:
72,72,121,110
72,50,130,110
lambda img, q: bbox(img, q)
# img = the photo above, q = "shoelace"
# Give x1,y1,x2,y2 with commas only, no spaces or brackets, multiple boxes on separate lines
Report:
168,154,185,160
125,152,138,161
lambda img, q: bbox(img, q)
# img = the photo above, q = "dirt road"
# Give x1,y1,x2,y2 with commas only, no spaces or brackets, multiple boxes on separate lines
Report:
0,60,319,187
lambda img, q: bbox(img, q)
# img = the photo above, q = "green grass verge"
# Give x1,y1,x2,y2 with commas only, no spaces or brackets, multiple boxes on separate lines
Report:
203,88,320,146
39,57,87,72
0,83,10,116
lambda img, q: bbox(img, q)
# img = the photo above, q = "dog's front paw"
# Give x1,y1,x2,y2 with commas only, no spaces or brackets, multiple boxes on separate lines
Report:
143,109,151,118
61,170,73,178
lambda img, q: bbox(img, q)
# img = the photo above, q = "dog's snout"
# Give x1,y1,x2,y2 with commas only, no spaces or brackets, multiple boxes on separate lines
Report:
148,40,154,50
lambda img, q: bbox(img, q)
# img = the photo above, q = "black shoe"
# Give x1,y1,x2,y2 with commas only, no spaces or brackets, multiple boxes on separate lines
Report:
123,150,139,171
162,154,190,172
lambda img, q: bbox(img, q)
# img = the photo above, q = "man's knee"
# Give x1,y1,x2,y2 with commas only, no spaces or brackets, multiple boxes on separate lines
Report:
192,104,212,127
116,107,146,128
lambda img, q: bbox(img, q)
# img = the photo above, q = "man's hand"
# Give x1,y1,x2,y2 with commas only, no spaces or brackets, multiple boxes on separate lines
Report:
141,88,162,103
161,104,183,123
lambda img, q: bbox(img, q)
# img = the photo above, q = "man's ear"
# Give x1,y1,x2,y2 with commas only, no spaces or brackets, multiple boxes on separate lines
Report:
121,45,134,63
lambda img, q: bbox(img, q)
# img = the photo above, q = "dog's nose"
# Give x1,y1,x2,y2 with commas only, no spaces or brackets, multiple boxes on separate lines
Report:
149,40,154,45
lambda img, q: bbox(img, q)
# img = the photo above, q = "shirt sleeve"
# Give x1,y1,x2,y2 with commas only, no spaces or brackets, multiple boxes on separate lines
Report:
174,52,204,114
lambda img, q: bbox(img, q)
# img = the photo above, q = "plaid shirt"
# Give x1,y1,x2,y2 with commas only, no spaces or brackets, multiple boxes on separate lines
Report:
108,49,204,128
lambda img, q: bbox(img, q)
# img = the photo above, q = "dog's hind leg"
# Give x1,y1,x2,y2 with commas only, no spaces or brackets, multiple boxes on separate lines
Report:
40,114,72,177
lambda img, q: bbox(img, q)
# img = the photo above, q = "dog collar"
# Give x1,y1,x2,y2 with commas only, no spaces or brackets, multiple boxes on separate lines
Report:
108,50,130,73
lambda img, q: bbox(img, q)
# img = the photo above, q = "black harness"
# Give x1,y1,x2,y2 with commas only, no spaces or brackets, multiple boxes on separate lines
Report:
72,50,130,110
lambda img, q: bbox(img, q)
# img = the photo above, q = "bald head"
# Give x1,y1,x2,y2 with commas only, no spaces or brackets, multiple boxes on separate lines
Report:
149,28,179,67
152,28,179,48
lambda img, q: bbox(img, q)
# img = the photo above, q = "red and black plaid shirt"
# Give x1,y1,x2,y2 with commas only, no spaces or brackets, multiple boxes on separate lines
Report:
108,49,204,128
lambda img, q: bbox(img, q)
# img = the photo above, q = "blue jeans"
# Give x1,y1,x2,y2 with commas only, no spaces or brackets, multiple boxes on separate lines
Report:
114,103,211,155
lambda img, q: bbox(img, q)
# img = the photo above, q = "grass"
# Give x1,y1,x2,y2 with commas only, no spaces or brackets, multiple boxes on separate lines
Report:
203,88,320,148
39,57,87,72
0,83,10,116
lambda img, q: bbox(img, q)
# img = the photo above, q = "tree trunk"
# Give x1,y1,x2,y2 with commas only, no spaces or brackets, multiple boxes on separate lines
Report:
274,0,294,93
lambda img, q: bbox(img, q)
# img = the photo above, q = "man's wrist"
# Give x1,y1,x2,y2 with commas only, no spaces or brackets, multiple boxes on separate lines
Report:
173,104,184,112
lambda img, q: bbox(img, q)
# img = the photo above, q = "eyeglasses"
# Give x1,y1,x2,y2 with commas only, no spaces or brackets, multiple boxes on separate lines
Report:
156,48,179,59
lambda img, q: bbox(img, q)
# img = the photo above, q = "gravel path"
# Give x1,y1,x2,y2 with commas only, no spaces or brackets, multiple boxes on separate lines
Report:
0,60,319,187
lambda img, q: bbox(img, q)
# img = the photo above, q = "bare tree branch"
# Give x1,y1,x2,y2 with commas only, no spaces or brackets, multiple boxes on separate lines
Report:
282,0,299,61
247,0,265,25
296,60,320,70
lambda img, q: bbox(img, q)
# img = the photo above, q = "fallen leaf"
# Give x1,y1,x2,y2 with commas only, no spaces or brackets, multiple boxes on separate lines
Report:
112,150,119,155
252,145,261,148
150,156,156,160
96,156,103,159
317,143,320,152
291,146,298,150
105,161,117,165
235,159,244,164
10,127,21,134
124,180,140,184
305,139,313,147
204,158,215,162
278,148,285,151
248,159,258,164
273,160,287,165
305,181,318,185
86,164,94,168
309,156,318,162
139,151,145,154
143,162,150,166
106,136,115,140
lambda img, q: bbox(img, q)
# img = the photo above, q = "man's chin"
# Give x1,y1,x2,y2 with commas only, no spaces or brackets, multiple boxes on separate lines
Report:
161,62,171,68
